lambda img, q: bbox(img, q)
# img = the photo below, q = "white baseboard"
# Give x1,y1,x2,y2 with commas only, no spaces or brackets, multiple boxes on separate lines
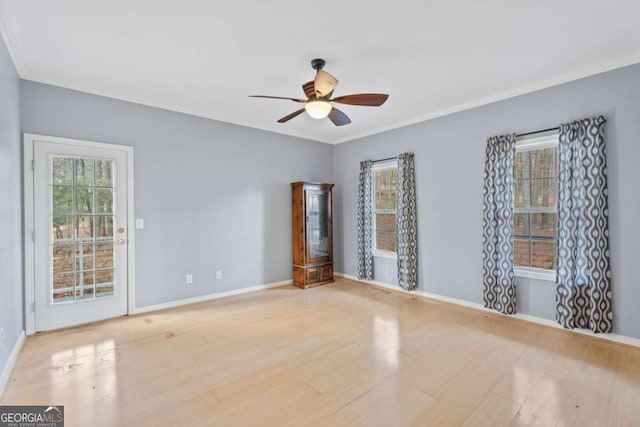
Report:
335,272,640,348
0,330,26,399
134,279,292,314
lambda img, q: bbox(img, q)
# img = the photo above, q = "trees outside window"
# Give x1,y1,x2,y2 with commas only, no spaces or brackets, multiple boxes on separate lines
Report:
372,162,398,254
514,140,558,271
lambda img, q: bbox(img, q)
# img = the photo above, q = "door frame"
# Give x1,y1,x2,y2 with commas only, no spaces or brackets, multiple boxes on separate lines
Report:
23,133,136,335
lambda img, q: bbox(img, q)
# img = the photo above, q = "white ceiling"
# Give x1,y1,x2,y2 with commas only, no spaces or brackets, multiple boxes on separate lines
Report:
1,1,639,144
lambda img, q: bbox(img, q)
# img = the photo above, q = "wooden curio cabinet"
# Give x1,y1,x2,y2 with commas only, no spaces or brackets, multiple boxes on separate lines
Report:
291,182,334,289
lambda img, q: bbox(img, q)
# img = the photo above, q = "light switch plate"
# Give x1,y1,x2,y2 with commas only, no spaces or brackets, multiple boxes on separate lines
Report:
135,219,144,229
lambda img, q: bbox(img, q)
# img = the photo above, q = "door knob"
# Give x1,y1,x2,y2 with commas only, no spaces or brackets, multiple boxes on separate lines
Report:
117,227,126,233
117,239,126,245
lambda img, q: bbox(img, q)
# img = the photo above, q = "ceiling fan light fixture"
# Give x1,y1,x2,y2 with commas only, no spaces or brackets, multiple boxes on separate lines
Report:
304,100,332,119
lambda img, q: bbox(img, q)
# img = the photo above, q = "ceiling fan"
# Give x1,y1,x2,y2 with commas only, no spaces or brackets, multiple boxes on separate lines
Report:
250,58,389,126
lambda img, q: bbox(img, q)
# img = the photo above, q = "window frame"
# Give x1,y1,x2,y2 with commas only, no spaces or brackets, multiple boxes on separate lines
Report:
514,134,559,281
371,159,398,259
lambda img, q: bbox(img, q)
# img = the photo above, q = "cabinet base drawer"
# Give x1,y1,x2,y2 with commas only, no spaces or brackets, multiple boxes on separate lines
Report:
293,264,334,289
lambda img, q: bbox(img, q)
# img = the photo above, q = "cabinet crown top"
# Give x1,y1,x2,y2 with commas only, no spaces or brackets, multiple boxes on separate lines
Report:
291,181,334,188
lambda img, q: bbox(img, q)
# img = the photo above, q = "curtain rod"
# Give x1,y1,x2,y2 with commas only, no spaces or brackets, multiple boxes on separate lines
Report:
516,126,559,138
371,156,397,164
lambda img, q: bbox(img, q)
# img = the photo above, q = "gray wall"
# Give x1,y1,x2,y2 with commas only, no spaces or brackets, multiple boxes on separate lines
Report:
0,36,23,376
21,81,334,307
334,63,640,339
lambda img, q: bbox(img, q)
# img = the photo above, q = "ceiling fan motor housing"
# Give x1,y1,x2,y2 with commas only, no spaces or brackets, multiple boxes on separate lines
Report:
311,58,325,71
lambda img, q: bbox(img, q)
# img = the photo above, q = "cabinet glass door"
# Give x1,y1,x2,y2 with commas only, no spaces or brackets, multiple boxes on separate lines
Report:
307,191,329,260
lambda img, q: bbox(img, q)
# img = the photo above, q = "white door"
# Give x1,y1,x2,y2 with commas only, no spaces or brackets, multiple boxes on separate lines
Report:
32,138,130,331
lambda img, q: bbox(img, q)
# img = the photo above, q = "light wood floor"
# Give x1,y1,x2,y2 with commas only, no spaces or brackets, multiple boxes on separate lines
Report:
2,278,639,426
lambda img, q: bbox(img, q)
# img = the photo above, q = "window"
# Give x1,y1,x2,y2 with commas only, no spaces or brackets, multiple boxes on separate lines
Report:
514,135,559,277
372,161,398,256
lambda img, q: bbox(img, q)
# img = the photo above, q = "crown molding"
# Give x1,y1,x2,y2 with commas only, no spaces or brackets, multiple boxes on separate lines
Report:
4,10,639,147
0,4,26,75
328,55,640,145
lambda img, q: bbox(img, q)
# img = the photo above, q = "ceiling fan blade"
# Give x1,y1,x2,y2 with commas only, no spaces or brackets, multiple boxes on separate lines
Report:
330,93,389,106
314,70,338,98
250,95,306,103
328,107,351,126
302,81,316,99
277,108,306,123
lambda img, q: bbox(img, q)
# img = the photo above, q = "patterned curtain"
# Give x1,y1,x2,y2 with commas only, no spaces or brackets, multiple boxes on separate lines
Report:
482,134,517,314
357,160,374,280
396,153,418,291
556,116,612,333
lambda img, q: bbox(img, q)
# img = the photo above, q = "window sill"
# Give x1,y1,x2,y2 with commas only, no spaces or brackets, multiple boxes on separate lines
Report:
372,249,397,260
515,268,556,282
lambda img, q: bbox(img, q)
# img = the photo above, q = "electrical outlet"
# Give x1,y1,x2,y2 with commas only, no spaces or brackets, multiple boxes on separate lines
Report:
186,274,193,284
216,270,222,280
0,327,5,351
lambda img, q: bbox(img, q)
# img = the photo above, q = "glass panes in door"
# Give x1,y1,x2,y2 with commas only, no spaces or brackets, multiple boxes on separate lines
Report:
51,157,116,302
307,192,329,259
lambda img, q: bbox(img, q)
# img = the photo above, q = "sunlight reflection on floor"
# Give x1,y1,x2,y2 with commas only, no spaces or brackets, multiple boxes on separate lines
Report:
374,315,399,369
